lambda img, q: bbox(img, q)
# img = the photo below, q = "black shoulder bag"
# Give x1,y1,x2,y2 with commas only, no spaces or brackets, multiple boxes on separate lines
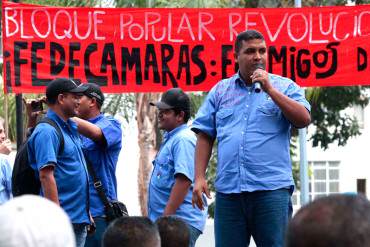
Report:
84,153,128,222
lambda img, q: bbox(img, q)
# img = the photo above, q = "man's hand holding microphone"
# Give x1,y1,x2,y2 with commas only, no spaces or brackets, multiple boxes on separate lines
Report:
251,64,273,94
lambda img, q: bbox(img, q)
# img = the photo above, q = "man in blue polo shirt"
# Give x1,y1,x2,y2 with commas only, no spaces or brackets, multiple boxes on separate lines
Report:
0,119,12,205
27,78,90,247
148,88,207,247
0,156,12,205
191,30,311,247
71,83,122,247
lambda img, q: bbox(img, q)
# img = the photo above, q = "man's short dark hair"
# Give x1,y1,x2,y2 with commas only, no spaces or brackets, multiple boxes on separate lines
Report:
234,30,265,54
103,217,160,247
155,216,190,247
286,194,370,247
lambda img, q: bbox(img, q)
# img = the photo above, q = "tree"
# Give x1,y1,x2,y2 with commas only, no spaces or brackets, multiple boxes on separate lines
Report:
307,87,369,150
135,92,160,215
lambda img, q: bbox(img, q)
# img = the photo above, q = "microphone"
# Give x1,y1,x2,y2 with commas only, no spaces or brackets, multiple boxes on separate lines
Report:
254,64,265,93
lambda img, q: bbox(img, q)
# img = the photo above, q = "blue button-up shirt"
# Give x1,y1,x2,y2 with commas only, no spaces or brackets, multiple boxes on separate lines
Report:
192,73,311,194
148,124,208,232
81,114,122,217
0,155,12,205
28,110,90,224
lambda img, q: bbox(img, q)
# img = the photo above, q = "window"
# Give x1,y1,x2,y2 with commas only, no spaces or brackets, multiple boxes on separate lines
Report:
308,161,340,201
292,161,340,208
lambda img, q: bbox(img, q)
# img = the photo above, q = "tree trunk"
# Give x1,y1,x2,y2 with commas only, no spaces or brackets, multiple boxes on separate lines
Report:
136,92,160,216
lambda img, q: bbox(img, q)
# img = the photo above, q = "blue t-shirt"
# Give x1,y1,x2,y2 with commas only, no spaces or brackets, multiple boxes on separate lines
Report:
148,124,208,232
81,114,122,217
0,155,12,205
192,73,311,194
27,110,90,224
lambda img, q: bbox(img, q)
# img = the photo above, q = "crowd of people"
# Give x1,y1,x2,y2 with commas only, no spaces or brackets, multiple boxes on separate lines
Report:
0,29,368,247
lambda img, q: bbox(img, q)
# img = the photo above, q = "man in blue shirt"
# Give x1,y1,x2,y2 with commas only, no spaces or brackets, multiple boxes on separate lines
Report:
27,78,90,247
0,156,12,205
71,83,122,247
0,119,12,205
148,88,208,247
191,30,311,247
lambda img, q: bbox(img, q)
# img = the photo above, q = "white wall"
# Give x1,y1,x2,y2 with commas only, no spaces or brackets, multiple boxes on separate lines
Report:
115,117,142,215
306,104,370,197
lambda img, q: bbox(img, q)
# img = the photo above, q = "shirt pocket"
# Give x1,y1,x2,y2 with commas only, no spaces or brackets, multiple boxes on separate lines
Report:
216,108,234,138
256,102,282,133
152,157,174,190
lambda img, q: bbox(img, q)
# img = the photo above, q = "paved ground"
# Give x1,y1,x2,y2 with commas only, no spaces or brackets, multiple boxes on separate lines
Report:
196,221,256,247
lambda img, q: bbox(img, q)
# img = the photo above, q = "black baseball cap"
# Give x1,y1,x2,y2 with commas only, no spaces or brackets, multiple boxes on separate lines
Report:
150,88,190,110
46,78,85,101
77,83,105,105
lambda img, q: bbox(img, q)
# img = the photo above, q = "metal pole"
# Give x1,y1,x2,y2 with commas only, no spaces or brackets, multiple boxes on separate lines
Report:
294,0,309,206
299,127,309,205
16,95,23,148
11,0,24,149
4,94,9,139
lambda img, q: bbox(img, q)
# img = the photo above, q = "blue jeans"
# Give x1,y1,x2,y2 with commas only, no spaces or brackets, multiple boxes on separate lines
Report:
214,189,291,247
187,224,202,247
73,223,87,247
85,217,108,247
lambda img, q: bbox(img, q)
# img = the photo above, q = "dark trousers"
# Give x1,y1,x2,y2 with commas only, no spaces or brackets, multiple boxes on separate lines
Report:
214,189,291,247
85,217,107,247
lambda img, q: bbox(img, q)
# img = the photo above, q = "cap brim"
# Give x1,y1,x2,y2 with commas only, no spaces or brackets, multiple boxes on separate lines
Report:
69,84,88,93
149,101,173,109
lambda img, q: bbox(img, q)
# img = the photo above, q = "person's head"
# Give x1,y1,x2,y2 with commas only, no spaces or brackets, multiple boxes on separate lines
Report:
0,195,75,247
234,30,266,83
45,78,85,118
286,194,370,247
155,216,190,247
76,83,105,119
150,88,191,132
103,216,160,247
0,117,5,144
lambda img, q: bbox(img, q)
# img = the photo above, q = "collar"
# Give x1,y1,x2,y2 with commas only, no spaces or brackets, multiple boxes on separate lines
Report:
235,71,272,91
88,113,104,124
163,124,187,140
235,72,254,90
46,109,76,129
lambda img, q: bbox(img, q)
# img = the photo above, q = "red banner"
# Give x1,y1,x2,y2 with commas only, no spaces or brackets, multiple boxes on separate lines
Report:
2,2,370,93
